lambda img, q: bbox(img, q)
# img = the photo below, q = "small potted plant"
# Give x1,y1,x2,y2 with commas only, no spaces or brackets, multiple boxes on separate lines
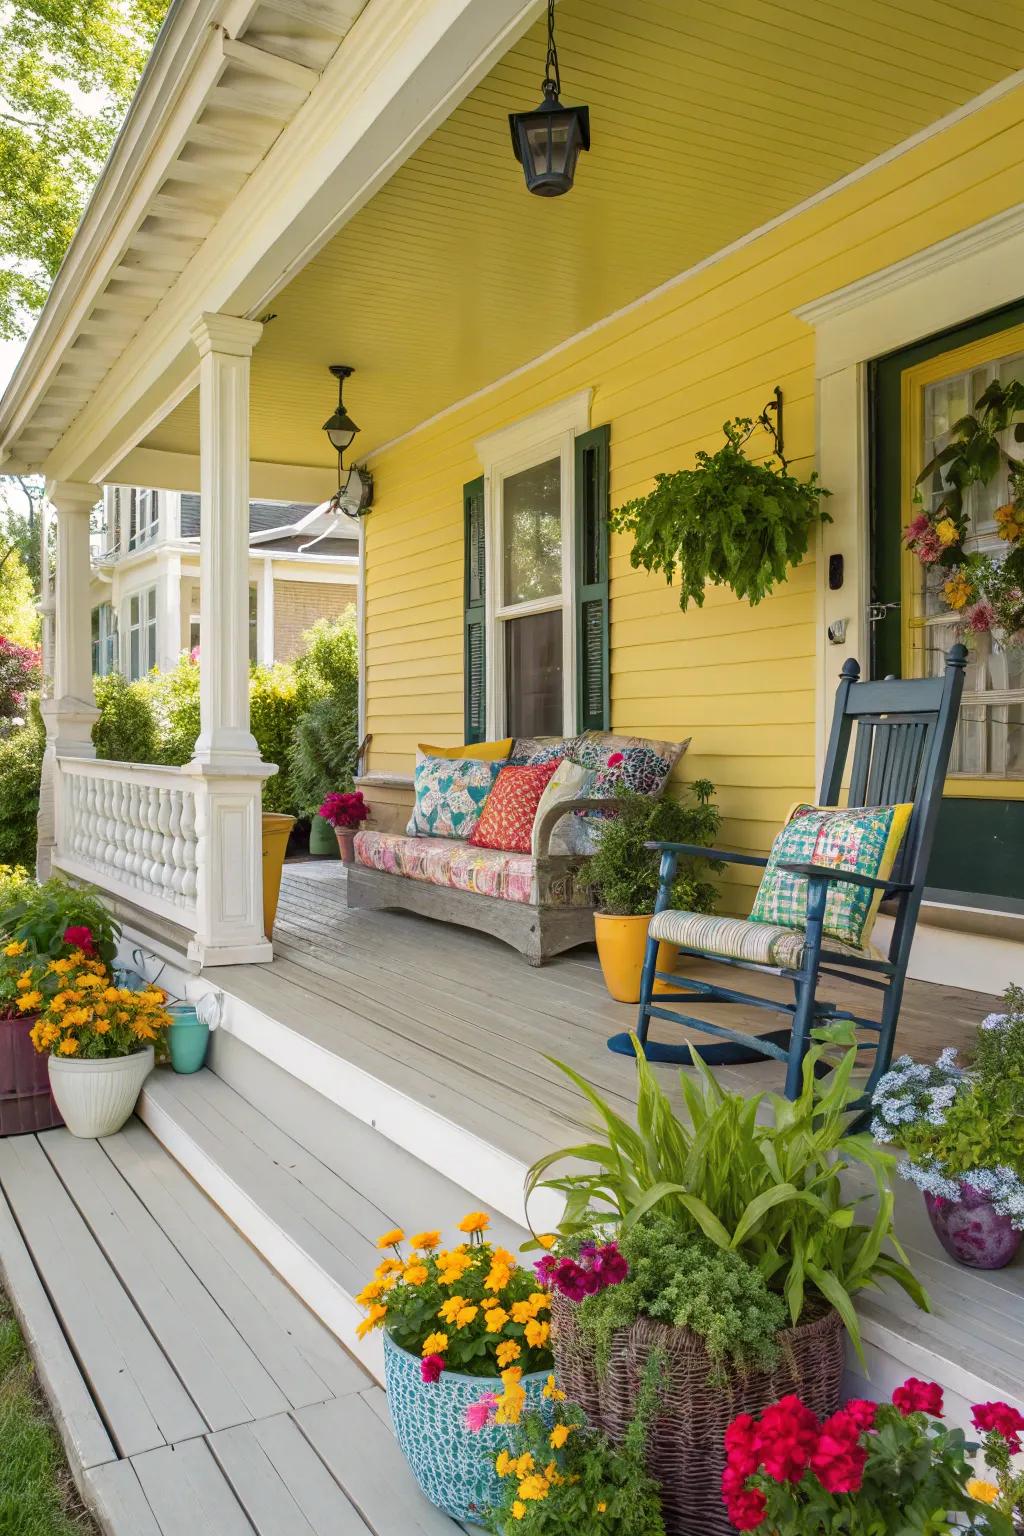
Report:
721,1379,1021,1534
871,988,1024,1269
472,1362,666,1535
318,789,370,862
25,946,171,1137
354,1213,553,1522
584,782,720,1003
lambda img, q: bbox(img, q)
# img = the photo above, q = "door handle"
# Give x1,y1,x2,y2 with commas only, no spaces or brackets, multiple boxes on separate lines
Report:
868,602,901,624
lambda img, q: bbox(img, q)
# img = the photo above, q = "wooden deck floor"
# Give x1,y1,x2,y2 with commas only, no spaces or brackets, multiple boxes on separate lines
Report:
0,1120,458,1536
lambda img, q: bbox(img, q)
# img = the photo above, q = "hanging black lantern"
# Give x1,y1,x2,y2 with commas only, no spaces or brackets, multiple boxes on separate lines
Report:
509,0,589,197
322,364,359,453
323,364,373,516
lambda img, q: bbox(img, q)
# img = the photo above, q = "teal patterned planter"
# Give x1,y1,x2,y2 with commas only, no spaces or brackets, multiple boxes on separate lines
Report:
382,1330,548,1522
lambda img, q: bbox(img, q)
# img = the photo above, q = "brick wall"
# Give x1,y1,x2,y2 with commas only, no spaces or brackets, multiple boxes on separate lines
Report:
273,579,356,661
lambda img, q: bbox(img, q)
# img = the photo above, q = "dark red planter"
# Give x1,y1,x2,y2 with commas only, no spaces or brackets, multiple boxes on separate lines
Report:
0,1014,64,1135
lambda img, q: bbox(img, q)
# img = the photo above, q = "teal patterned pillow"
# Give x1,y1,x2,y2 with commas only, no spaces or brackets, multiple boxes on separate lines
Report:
406,755,502,839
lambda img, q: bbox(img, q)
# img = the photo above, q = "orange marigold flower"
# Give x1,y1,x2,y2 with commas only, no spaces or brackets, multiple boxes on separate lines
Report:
355,1303,387,1338
422,1331,448,1355
58,1037,79,1055
376,1228,405,1249
410,1230,442,1251
458,1211,490,1235
549,1423,574,1449
403,1264,429,1287
524,1319,550,1350
496,1339,521,1368
484,1306,509,1332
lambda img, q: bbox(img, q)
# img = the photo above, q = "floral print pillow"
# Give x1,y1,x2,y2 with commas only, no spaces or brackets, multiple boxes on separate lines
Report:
508,736,578,767
570,732,688,798
406,755,503,840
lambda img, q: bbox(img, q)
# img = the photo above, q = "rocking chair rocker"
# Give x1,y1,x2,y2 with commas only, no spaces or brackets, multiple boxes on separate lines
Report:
608,646,967,1099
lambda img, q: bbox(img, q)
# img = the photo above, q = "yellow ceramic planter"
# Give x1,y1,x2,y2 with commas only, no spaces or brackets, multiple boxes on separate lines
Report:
261,813,295,939
593,912,678,1004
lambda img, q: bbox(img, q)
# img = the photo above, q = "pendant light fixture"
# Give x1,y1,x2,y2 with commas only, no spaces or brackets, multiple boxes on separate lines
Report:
509,0,590,197
322,364,373,516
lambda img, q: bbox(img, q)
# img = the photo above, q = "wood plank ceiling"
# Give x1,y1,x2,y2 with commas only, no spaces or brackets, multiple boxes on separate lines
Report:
139,0,1024,471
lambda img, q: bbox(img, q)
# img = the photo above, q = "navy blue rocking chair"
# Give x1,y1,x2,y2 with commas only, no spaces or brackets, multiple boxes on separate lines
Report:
608,645,967,1100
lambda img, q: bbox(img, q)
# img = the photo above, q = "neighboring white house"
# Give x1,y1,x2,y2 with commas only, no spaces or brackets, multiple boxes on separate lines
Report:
89,487,359,678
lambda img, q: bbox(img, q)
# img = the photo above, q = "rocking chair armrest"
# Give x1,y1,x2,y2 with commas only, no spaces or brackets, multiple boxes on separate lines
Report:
645,842,769,868
534,797,621,857
779,860,914,894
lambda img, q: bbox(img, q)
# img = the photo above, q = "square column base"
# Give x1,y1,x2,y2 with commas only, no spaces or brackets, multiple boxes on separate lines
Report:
183,757,279,965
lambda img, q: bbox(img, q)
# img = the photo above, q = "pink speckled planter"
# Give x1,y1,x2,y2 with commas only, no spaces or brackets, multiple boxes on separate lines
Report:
924,1184,1022,1270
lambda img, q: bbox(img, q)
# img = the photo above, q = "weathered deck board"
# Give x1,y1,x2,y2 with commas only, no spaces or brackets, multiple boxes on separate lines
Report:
210,1414,371,1535
131,1438,255,1536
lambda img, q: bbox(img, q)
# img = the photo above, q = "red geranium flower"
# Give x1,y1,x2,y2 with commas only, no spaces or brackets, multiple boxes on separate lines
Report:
841,1399,879,1435
724,1486,767,1532
63,925,95,955
753,1395,820,1483
420,1353,446,1384
972,1400,1024,1454
892,1378,943,1418
723,1413,759,1479
809,1409,868,1495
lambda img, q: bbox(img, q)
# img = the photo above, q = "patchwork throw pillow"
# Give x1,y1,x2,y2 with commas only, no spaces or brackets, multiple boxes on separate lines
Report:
750,802,914,949
509,736,577,767
417,738,512,762
469,760,562,854
531,761,597,857
406,755,503,840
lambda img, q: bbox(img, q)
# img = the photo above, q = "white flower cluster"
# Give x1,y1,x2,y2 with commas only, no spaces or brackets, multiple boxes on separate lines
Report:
899,1160,1024,1229
870,1051,964,1142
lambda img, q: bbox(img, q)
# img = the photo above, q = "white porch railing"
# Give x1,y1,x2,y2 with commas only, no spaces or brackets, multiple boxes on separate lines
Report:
55,758,199,928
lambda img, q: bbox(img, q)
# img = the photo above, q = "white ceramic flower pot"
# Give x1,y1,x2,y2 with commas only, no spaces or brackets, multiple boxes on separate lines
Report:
48,1046,155,1138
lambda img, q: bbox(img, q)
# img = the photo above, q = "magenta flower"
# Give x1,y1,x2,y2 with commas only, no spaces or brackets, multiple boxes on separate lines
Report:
464,1393,497,1431
915,530,943,564
965,599,996,633
420,1354,446,1384
319,790,370,829
63,925,95,955
903,514,930,544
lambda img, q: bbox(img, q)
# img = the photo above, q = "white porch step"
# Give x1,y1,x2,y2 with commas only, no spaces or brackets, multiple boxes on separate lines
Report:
138,1052,528,1383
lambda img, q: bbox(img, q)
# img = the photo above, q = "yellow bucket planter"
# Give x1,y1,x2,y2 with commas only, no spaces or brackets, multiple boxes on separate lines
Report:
261,814,295,939
593,913,678,1005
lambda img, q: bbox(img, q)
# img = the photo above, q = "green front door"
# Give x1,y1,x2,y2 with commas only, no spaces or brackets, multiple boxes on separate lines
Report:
871,305,1024,914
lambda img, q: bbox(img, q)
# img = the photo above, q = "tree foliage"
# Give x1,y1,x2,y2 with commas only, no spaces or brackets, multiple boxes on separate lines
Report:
0,0,168,339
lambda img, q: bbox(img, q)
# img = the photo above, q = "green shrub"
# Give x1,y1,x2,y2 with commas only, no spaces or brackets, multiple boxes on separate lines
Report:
0,701,43,870
294,612,358,706
250,663,300,814
584,781,721,917
288,692,359,817
147,655,200,767
2,876,120,965
92,672,159,762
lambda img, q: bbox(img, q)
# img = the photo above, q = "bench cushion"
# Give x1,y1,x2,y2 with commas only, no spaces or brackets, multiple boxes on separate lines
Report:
354,831,590,908
648,910,869,969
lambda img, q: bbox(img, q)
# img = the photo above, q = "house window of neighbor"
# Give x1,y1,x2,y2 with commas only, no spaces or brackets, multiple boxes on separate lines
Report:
126,488,159,550
189,584,259,662
127,587,157,679
91,603,117,676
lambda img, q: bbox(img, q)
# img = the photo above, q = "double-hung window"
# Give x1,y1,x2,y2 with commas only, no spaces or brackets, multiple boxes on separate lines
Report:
465,393,610,742
126,489,159,550
91,603,117,676
127,587,157,679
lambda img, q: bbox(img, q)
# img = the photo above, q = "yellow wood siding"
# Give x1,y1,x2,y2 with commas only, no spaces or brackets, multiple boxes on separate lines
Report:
364,84,1024,914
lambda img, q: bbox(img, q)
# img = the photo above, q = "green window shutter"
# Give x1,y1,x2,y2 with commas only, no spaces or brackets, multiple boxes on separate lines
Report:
574,424,610,732
463,475,487,743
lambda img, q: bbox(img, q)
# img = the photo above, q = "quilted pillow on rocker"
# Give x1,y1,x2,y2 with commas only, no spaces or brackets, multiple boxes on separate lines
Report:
469,760,561,853
750,802,913,949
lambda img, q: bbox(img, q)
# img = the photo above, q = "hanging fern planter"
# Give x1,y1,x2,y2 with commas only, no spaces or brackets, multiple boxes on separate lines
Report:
611,412,831,610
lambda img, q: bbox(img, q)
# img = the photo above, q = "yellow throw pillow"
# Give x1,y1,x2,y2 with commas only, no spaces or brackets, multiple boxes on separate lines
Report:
417,739,512,762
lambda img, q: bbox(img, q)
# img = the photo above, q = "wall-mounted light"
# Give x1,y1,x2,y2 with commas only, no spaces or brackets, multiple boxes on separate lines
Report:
323,364,373,515
509,0,590,197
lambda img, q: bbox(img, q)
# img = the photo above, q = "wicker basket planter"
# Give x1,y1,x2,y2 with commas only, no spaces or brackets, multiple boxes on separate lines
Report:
382,1331,549,1523
0,1014,63,1136
551,1292,845,1536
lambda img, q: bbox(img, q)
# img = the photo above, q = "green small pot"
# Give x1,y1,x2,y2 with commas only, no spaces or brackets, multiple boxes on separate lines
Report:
167,1005,210,1074
309,813,340,858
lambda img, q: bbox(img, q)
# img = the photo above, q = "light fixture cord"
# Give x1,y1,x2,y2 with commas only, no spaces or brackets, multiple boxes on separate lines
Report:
544,0,561,96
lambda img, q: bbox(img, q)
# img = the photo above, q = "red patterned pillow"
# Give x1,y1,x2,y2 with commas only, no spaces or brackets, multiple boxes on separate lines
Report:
469,761,561,853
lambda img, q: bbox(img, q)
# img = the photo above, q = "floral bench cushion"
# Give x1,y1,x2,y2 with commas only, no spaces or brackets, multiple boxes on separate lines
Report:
353,830,588,907
648,910,869,969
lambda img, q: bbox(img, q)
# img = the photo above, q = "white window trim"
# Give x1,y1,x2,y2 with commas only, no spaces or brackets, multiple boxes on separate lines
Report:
126,584,157,679
476,391,591,740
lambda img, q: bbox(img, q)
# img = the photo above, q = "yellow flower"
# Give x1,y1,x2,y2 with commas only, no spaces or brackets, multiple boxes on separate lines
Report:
942,572,973,611
421,1331,448,1355
496,1339,521,1369
484,1306,509,1332
517,1474,549,1502
994,503,1024,542
374,1259,402,1279
457,1211,490,1235
439,1295,466,1325
455,1304,479,1328
511,1502,526,1521
527,1293,549,1315
510,1300,535,1324
47,957,72,976
436,1251,473,1286
94,1019,110,1034
495,1451,515,1478
376,1228,405,1249
935,516,959,547
16,970,32,989
17,990,42,1011
596,1502,607,1513
403,1264,429,1287
966,1479,999,1505
58,1037,79,1055
410,1230,442,1251
481,1296,502,1310
525,1319,550,1350
536,1233,557,1250
485,1261,512,1292
512,1453,535,1478
356,1282,386,1307
542,1374,566,1402
77,972,103,990
549,1423,574,1450
355,1303,387,1338
3,939,26,956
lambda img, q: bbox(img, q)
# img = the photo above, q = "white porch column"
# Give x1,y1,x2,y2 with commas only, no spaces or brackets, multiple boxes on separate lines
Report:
184,313,274,966
37,481,101,878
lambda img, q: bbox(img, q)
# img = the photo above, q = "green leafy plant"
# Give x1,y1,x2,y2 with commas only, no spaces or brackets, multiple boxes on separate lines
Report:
584,781,721,917
527,1031,926,1363
91,672,159,762
249,663,300,815
288,692,360,818
611,418,831,611
568,1214,786,1383
0,698,44,868
1,877,120,968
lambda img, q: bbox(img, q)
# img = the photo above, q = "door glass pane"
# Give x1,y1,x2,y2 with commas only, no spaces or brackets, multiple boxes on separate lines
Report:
505,609,563,738
502,457,561,604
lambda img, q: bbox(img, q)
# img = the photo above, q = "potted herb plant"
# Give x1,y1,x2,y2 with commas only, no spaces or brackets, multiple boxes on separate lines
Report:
0,873,122,1136
527,1031,926,1536
471,1360,666,1535
721,1379,1021,1534
871,987,1024,1269
610,416,830,612
585,782,720,1003
26,946,170,1137
354,1213,554,1523
318,789,371,863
